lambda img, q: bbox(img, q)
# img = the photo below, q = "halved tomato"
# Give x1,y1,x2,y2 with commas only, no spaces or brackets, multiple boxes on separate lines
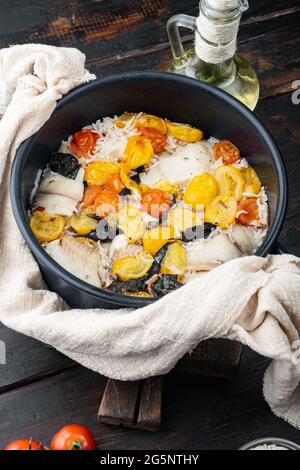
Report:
118,206,146,243
166,122,203,142
205,195,237,228
105,173,124,193
69,214,97,235
70,129,99,158
124,135,154,170
214,140,240,165
134,114,167,134
143,226,175,256
237,198,259,226
139,127,167,154
183,173,219,209
241,166,262,194
160,242,186,276
84,161,119,186
214,166,245,201
30,211,65,242
82,185,103,208
94,190,119,218
141,189,172,218
112,252,154,281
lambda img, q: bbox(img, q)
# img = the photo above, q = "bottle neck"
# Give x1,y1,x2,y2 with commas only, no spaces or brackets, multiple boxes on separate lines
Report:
195,0,244,66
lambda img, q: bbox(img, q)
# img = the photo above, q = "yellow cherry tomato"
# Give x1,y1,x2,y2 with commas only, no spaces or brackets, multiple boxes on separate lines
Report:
166,206,203,236
160,242,186,276
134,114,167,134
154,179,180,196
205,195,237,229
30,211,65,242
120,163,141,195
112,251,154,281
68,214,97,235
241,166,262,194
84,161,119,186
143,226,175,256
118,205,146,243
214,165,246,201
166,122,203,142
114,112,137,129
126,291,152,298
124,136,154,170
183,173,219,209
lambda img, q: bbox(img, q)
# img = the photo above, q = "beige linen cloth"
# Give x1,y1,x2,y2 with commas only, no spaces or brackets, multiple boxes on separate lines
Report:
1,44,300,429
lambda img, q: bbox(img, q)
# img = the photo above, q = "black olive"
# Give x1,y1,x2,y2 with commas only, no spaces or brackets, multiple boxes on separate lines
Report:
82,230,99,242
108,277,148,294
49,152,80,179
135,165,146,174
181,223,217,242
130,173,141,184
203,223,217,238
96,219,118,242
151,275,183,298
148,242,173,276
119,188,131,197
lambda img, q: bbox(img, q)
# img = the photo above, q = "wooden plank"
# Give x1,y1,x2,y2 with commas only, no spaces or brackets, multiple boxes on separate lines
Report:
98,379,141,427
176,340,242,379
0,349,300,450
136,377,163,431
0,324,75,392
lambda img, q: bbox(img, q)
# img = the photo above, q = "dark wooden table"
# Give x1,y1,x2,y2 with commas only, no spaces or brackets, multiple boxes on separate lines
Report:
0,0,299,450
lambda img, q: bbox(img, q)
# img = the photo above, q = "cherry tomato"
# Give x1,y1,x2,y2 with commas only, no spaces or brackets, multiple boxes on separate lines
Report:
82,185,103,208
205,195,237,229
237,198,259,226
214,165,245,201
143,226,175,256
166,122,203,143
84,161,119,186
112,251,154,281
134,114,167,134
141,189,172,218
139,127,167,154
4,439,44,450
183,173,219,209
70,129,99,158
124,135,154,170
50,424,95,451
105,173,124,193
94,190,119,218
30,211,65,242
214,140,240,165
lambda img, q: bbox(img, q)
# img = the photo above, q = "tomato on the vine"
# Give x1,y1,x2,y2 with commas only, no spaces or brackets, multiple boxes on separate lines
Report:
4,439,44,451
70,129,99,159
139,127,167,154
50,424,95,451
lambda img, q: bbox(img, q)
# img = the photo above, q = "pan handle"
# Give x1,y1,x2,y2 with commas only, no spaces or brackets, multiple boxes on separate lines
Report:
271,241,289,255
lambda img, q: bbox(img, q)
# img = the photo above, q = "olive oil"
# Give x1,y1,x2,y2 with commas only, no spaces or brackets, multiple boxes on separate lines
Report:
167,1,260,110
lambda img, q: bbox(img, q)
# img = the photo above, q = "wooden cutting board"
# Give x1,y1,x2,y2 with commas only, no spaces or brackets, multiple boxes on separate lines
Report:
98,339,242,431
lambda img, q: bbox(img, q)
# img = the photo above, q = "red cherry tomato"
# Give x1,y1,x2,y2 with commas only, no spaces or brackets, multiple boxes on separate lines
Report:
237,198,259,226
139,127,167,154
214,140,240,165
105,173,125,193
50,424,95,451
70,129,100,158
4,439,44,450
141,189,172,218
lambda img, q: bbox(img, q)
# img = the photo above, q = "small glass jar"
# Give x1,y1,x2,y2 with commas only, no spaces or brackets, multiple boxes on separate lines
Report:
240,437,300,450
